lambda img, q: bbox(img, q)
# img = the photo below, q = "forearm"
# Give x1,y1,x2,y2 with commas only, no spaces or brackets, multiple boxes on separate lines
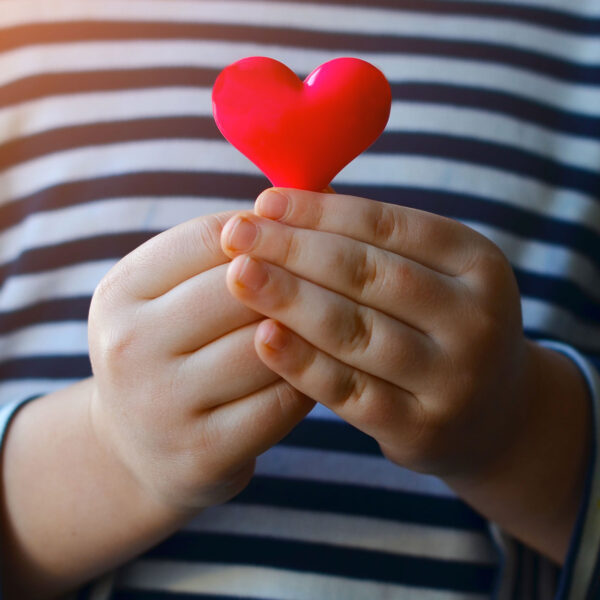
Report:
444,340,592,565
0,378,194,599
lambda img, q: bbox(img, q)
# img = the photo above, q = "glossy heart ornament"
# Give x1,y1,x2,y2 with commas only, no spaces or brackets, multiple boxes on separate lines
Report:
212,57,392,191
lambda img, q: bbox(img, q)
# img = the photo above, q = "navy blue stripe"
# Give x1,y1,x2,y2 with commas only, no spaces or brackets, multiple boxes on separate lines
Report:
393,83,600,141
0,21,597,84
145,531,496,592
0,232,154,283
525,329,600,355
0,355,92,380
236,475,487,530
512,542,523,599
515,269,600,325
0,67,217,110
371,132,600,198
4,118,600,199
0,296,91,335
282,417,382,455
0,172,264,234
0,117,216,172
227,0,600,35
74,582,95,600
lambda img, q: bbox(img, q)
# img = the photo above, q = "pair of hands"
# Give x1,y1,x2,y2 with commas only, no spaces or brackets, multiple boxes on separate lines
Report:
88,188,531,514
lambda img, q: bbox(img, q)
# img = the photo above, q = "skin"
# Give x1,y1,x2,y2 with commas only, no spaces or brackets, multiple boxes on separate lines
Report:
220,187,592,564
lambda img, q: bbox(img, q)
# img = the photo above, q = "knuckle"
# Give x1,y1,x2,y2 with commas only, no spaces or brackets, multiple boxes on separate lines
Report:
313,194,326,229
335,369,369,411
92,263,132,310
281,228,301,266
459,235,507,280
327,304,372,355
196,213,228,255
349,246,378,297
373,202,404,245
89,299,147,376
91,320,140,376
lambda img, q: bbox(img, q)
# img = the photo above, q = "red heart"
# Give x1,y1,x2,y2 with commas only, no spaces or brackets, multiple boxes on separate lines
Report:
212,57,392,192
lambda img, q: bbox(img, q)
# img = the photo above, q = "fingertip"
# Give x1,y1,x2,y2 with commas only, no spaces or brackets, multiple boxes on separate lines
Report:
255,188,290,221
257,319,289,353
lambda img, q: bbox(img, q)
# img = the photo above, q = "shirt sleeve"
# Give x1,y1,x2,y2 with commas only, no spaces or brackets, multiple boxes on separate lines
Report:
491,340,600,600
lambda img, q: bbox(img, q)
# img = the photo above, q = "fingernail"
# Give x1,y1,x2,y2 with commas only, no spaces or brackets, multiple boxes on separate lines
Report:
231,256,268,291
227,217,258,252
256,190,288,220
261,321,289,351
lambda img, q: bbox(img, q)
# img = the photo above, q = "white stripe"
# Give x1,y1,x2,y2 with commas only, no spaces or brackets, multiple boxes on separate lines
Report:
255,445,455,497
463,220,600,301
3,88,600,174
0,379,77,405
0,322,88,358
0,261,114,311
522,297,600,349
1,0,597,63
0,197,250,266
388,103,600,173
0,88,214,141
115,560,489,600
1,140,598,234
185,503,497,563
1,40,599,115
0,140,254,207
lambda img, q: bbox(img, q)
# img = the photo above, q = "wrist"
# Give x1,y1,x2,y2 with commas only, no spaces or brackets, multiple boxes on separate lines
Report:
86,378,201,521
1,378,197,598
444,340,592,563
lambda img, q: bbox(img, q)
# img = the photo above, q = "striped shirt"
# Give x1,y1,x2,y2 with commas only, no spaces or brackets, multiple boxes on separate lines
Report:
0,1,599,598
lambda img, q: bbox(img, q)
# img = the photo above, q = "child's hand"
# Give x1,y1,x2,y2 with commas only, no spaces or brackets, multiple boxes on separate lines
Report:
220,189,532,479
87,212,314,513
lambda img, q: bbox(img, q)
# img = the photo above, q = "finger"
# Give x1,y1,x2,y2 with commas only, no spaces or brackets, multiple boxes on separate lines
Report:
254,188,484,277
221,213,461,335
105,210,240,302
143,263,262,354
199,378,314,466
254,319,419,447
174,321,281,410
226,256,438,393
